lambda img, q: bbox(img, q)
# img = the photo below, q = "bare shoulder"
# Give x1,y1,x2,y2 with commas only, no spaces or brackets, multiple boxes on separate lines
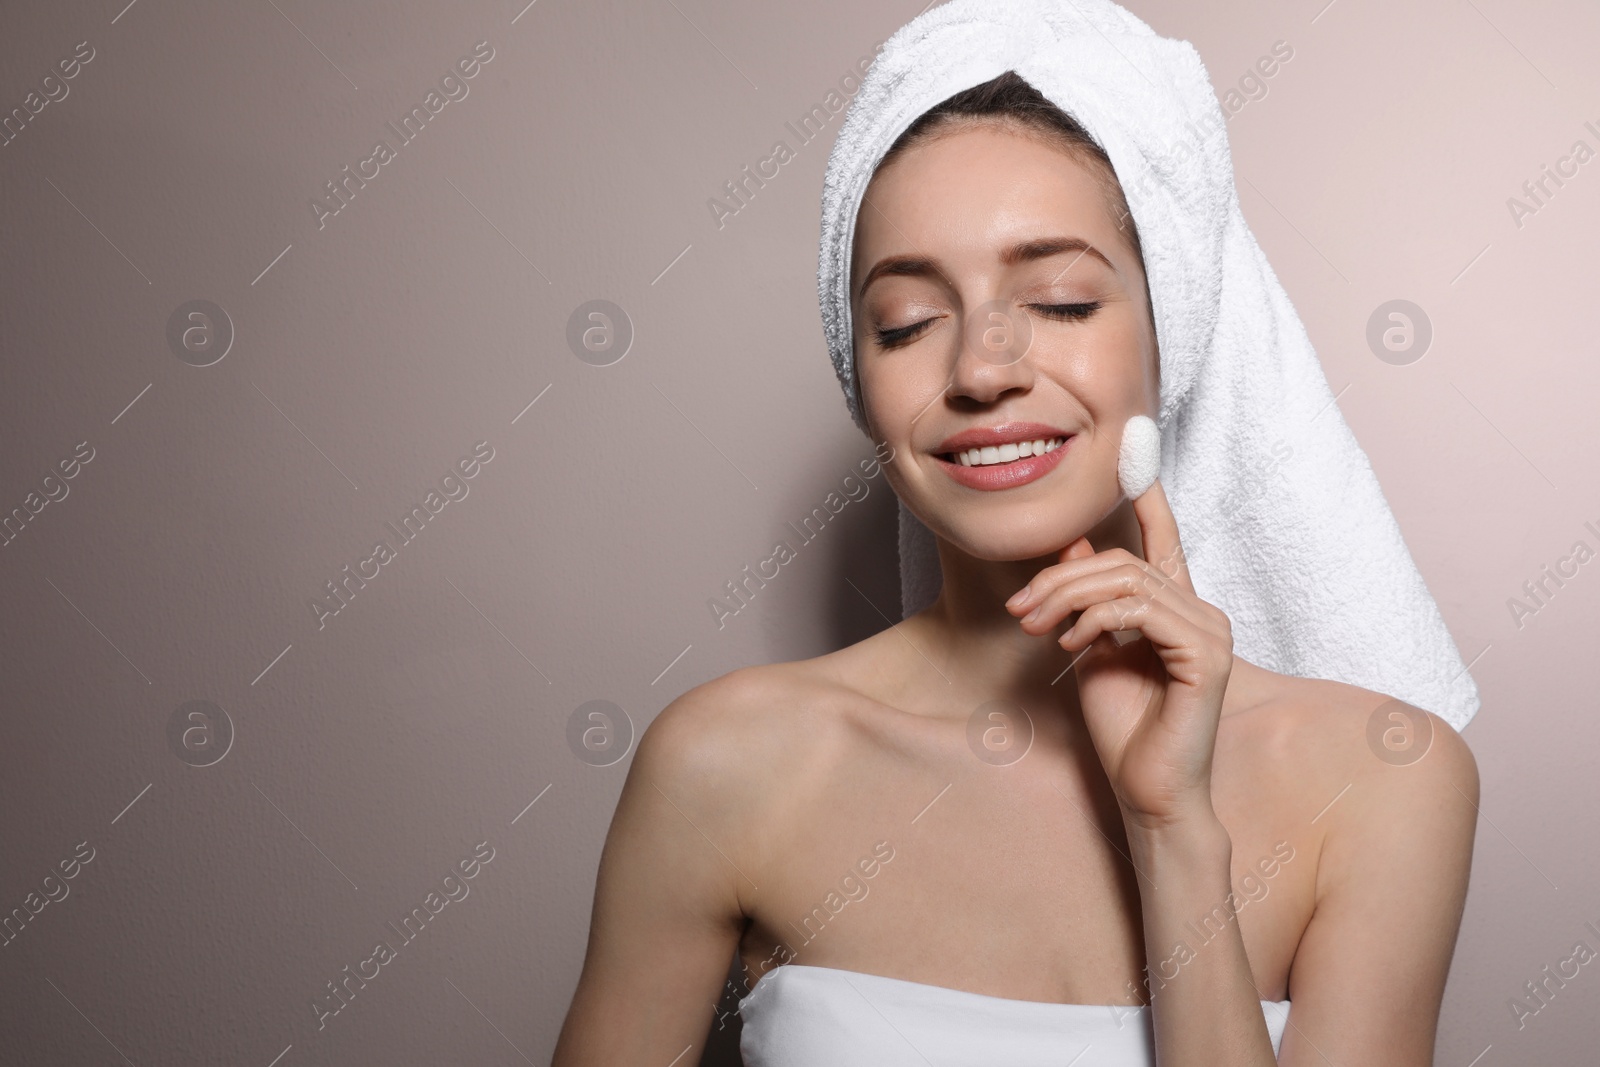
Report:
1236,672,1477,788
639,659,847,778
1236,671,1480,898
629,658,856,857
557,662,846,1063
1234,675,1481,1056
1283,675,1474,793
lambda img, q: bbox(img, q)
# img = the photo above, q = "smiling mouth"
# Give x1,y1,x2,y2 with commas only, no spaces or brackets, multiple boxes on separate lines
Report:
941,436,1069,467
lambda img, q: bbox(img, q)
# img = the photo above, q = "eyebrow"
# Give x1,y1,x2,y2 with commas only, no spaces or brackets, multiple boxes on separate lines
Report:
856,236,1115,299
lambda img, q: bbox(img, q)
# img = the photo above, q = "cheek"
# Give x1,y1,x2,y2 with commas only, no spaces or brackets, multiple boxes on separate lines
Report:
857,348,945,439
1115,340,1158,409
1057,314,1155,412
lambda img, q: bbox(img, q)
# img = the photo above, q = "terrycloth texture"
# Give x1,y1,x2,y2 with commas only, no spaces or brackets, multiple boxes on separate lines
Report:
739,963,1292,1065
817,0,1480,730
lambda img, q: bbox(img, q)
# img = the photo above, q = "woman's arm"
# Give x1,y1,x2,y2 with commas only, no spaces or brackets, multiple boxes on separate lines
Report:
1006,481,1480,1062
551,683,755,1067
1009,479,1286,1062
1127,702,1478,1067
1126,810,1284,1066
1274,708,1480,1066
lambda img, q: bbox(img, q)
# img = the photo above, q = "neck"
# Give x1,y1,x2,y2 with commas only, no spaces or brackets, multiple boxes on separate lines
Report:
895,498,1276,728
906,497,1147,721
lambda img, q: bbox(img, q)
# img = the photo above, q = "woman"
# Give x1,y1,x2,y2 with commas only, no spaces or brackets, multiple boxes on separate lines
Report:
554,9,1479,1067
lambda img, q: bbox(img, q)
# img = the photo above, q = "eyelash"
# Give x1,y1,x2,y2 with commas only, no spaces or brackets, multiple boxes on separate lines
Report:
872,302,1103,349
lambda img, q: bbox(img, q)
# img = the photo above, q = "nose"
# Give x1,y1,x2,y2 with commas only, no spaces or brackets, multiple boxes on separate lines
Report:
946,300,1035,407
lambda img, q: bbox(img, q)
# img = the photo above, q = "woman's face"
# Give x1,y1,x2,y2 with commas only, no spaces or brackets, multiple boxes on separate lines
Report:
851,120,1159,562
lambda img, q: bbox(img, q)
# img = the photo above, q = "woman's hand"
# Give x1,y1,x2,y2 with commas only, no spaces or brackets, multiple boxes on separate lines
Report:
1004,480,1234,833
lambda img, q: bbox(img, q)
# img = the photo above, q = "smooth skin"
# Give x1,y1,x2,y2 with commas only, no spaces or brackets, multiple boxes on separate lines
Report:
553,120,1479,1066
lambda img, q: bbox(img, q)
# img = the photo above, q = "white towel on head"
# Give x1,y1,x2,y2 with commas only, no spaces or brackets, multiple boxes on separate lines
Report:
817,0,1479,730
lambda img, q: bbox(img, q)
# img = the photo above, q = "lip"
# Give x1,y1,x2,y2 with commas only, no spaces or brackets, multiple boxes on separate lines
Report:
933,421,1074,454
932,425,1074,492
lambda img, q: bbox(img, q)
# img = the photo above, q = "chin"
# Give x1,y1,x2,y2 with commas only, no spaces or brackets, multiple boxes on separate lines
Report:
915,499,1101,564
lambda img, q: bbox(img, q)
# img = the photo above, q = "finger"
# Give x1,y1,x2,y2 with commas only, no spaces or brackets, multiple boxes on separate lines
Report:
1009,542,1182,620
1007,535,1093,613
1131,479,1195,596
1061,596,1227,689
1008,545,1150,618
1059,534,1095,566
1017,561,1216,636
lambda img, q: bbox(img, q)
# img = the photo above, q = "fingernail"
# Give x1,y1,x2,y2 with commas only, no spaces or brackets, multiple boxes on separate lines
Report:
1007,584,1031,608
1023,606,1042,624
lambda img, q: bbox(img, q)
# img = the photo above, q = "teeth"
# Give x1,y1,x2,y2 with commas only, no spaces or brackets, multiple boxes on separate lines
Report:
953,436,1066,467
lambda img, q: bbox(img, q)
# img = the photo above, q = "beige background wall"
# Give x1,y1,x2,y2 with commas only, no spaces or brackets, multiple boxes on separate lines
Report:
1,0,1596,1063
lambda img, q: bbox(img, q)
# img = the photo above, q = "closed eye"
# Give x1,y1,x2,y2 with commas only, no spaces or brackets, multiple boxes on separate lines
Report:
1028,301,1102,320
871,302,1102,350
873,316,940,349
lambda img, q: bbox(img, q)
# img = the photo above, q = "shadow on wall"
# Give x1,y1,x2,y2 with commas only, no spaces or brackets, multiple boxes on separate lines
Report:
822,464,905,650
738,444,907,657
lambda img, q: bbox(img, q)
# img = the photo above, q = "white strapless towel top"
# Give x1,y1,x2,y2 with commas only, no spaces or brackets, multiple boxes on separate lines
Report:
738,964,1292,1066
